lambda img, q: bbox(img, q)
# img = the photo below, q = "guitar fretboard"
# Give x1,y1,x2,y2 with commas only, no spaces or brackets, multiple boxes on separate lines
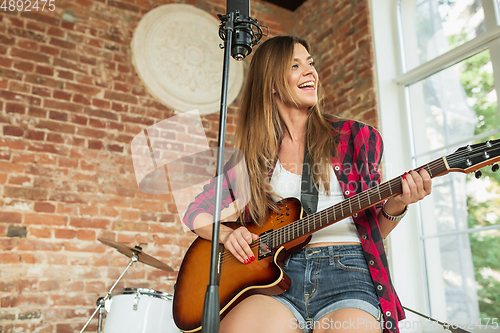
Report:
268,158,449,249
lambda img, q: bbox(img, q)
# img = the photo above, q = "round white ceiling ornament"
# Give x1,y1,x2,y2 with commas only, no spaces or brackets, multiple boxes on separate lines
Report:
131,4,244,115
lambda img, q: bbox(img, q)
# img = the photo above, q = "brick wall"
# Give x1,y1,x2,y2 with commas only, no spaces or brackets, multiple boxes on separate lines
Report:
296,0,378,127
0,0,377,331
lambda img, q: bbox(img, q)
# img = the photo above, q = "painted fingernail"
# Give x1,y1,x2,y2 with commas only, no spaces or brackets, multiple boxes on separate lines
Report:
251,256,255,261
243,259,248,264
403,175,406,180
252,239,255,244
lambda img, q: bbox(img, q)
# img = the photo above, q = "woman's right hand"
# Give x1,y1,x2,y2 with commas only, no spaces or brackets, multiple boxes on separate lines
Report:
220,226,259,265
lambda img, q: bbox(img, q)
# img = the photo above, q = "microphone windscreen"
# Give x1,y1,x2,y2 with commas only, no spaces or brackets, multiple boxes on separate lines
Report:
227,0,250,17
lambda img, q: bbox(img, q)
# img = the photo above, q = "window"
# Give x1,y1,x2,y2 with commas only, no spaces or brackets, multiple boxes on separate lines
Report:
398,0,500,328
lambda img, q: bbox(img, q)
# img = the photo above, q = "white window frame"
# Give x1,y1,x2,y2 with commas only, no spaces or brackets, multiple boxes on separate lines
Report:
370,0,500,332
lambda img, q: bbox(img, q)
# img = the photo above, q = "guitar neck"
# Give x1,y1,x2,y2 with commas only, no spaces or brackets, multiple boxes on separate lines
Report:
270,157,450,248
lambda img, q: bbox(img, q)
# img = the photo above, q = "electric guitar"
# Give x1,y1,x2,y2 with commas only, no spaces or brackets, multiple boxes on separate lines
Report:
172,139,500,332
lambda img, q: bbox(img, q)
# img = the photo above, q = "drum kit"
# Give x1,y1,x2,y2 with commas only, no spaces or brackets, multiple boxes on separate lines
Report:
79,238,181,333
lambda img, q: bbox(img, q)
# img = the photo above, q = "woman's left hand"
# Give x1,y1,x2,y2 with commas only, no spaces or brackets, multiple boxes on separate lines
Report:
394,169,432,206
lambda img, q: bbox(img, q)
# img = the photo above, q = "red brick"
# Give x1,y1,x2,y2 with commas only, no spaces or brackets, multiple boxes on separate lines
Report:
65,82,101,96
3,125,24,137
0,211,22,223
32,86,51,97
25,74,63,89
70,217,110,229
49,110,69,122
28,106,47,118
36,120,75,134
5,102,26,115
25,213,67,226
107,144,123,153
3,186,48,200
88,118,106,128
76,229,95,241
8,175,31,185
57,70,74,80
53,58,87,74
55,229,76,239
46,132,64,143
69,114,88,125
26,21,46,32
0,56,13,68
29,227,51,238
11,48,50,64
34,202,56,213
36,65,54,76
72,94,91,106
21,12,60,26
13,60,34,72
0,67,23,81
0,252,21,263
18,40,39,51
0,161,24,173
76,127,106,139
50,38,76,50
88,140,104,150
0,34,15,45
25,130,45,141
47,27,65,38
61,21,76,30
17,239,63,251
80,55,97,66
53,90,72,101
104,90,138,104
117,64,131,73
40,45,60,57
9,81,31,94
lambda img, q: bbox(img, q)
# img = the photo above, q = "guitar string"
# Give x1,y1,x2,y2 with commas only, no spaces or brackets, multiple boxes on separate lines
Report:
276,142,500,242
218,142,500,266
217,141,500,266
219,147,500,267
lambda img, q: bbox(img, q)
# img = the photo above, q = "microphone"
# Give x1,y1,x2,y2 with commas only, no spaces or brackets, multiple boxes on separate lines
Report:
227,0,252,60
219,0,267,61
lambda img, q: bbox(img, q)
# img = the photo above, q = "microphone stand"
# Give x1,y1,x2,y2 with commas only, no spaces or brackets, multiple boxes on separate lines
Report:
201,11,235,333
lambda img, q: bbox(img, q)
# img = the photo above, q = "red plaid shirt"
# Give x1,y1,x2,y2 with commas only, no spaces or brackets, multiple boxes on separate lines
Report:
183,117,405,332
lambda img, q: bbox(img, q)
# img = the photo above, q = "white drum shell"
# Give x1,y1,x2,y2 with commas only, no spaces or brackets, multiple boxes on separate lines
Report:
103,289,180,333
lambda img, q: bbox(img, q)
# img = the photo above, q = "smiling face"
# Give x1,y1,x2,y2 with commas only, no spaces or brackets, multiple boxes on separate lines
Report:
283,43,319,111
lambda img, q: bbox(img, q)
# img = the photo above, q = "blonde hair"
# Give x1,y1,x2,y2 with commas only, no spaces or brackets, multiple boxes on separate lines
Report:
235,36,337,225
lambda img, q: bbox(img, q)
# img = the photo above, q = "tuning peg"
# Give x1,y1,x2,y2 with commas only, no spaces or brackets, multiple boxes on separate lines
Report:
492,164,499,172
475,170,482,179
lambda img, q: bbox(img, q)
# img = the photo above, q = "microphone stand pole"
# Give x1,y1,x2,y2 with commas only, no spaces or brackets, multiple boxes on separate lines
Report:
201,11,235,333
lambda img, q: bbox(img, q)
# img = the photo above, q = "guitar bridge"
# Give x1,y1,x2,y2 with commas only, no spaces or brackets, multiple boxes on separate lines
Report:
258,229,273,260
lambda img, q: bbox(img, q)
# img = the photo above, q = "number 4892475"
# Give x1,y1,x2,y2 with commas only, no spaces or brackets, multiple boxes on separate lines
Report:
1,0,55,11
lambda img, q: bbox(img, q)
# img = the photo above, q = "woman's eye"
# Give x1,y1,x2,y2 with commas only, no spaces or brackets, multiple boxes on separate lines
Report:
292,64,299,69
309,61,315,66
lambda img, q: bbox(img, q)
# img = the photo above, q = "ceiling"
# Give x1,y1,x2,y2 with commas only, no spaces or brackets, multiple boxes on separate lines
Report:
263,0,307,11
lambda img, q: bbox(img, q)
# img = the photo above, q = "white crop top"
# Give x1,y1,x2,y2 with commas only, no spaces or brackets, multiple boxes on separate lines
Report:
270,160,360,244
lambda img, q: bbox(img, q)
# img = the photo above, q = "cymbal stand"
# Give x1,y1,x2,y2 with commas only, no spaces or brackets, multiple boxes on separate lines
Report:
79,253,139,333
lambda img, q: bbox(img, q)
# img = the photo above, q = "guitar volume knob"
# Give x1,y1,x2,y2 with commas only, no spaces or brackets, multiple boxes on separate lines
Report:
492,164,499,172
475,170,482,179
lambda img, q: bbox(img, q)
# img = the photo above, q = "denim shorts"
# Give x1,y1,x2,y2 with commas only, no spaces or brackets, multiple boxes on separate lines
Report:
270,244,382,333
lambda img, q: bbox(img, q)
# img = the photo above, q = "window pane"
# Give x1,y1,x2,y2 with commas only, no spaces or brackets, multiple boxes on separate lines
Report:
401,0,486,71
408,49,498,157
423,232,500,327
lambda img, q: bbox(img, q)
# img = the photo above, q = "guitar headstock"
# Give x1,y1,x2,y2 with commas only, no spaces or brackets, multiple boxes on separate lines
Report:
447,138,500,175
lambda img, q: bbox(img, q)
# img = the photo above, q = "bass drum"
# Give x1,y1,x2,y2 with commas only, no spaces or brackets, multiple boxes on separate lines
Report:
104,288,180,333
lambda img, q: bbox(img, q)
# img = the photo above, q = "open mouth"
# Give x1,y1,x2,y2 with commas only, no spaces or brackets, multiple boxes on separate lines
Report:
298,81,315,89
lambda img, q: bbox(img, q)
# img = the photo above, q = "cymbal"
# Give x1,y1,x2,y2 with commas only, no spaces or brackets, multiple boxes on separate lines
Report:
98,238,174,272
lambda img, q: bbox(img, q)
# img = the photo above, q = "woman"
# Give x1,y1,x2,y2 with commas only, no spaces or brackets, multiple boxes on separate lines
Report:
183,36,432,333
